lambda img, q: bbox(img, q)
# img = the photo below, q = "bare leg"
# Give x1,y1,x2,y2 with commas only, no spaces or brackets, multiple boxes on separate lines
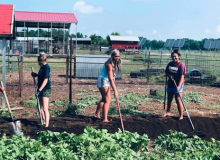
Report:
102,87,111,122
42,97,49,127
162,92,174,117
94,101,104,118
175,92,184,120
39,97,46,124
94,89,105,118
95,86,111,122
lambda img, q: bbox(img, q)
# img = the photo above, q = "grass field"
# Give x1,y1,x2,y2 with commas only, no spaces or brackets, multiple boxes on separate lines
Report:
1,49,220,84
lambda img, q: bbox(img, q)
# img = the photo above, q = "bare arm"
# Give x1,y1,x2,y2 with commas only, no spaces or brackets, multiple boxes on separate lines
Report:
177,75,184,90
106,64,118,97
38,78,48,91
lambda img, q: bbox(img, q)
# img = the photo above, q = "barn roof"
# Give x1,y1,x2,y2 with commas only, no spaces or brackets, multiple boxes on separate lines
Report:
15,11,78,28
110,36,140,42
70,38,91,41
16,37,53,41
0,4,15,37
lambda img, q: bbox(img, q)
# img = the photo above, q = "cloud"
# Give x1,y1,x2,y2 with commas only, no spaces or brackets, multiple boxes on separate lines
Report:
204,29,211,34
126,30,134,35
73,1,103,14
217,26,220,33
152,29,157,35
126,29,148,36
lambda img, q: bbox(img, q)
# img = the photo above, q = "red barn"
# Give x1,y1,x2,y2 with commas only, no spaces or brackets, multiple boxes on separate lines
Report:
109,35,139,52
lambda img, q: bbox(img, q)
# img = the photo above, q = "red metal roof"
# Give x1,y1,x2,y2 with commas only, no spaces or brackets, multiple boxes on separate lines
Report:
0,4,14,36
15,11,78,23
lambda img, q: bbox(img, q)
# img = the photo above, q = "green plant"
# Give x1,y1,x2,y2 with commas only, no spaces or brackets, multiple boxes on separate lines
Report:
55,99,69,106
0,109,9,118
33,111,39,117
109,93,149,115
0,126,150,159
23,111,30,116
23,100,37,107
150,130,220,159
49,109,63,117
183,92,202,104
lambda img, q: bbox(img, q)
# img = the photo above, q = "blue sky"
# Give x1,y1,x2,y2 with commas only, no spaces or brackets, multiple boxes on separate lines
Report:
1,0,220,41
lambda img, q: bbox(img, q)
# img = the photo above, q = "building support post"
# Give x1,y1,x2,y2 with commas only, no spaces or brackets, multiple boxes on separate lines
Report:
63,23,65,54
51,23,52,54
1,38,6,108
38,22,39,54
75,23,77,55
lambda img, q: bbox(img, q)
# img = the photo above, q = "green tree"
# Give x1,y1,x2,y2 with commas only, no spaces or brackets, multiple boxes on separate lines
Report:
106,32,121,46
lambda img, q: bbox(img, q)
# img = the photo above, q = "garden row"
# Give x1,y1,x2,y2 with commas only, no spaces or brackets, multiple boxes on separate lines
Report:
0,126,220,159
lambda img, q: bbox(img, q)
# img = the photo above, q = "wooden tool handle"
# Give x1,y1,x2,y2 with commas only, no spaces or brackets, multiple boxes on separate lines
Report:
1,81,14,121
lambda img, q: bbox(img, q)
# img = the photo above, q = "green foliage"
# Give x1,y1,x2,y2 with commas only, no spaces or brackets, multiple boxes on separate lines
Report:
148,89,165,103
182,92,202,104
49,109,64,117
23,111,30,116
148,130,220,159
133,54,144,62
0,109,10,118
109,93,149,115
55,99,69,106
23,100,37,107
68,95,99,115
148,90,202,104
1,127,220,159
0,126,149,159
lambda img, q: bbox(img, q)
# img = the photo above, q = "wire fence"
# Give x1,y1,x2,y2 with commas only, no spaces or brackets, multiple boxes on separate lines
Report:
1,43,220,102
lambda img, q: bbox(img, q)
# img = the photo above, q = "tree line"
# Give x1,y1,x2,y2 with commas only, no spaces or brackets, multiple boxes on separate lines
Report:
17,29,219,50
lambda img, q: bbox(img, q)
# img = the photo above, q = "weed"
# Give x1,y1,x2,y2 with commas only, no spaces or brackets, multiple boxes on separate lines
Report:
55,99,69,107
49,109,63,117
0,109,9,118
33,111,39,117
23,111,30,116
23,100,37,107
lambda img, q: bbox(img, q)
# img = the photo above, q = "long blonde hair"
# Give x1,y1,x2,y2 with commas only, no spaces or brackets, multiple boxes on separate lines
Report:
38,52,47,62
105,49,121,74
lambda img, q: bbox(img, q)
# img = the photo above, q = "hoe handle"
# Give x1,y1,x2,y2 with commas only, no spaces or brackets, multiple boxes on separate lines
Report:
170,77,195,131
116,97,125,133
163,74,167,110
1,81,14,121
31,68,43,125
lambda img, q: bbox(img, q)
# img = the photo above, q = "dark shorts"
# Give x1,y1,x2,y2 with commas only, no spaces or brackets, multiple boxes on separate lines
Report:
39,89,51,98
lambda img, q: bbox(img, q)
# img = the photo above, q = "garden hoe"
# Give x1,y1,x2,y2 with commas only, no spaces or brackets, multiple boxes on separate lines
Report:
116,97,125,133
163,74,167,110
1,81,22,136
171,77,206,138
31,67,44,125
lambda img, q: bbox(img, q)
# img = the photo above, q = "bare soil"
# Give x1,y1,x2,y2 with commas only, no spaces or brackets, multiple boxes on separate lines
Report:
1,71,220,141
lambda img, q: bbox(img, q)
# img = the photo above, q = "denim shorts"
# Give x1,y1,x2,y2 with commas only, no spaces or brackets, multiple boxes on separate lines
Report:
97,75,110,88
167,83,184,93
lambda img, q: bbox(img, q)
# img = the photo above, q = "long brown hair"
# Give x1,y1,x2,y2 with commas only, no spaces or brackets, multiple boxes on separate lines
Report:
105,49,121,74
38,52,47,62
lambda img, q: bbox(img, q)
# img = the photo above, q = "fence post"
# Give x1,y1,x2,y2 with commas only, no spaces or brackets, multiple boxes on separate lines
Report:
69,39,73,104
65,45,69,84
147,50,151,84
160,49,162,67
1,38,6,108
18,56,23,97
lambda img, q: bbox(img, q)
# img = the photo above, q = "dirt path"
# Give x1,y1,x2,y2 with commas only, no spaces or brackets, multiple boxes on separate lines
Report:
1,115,220,141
